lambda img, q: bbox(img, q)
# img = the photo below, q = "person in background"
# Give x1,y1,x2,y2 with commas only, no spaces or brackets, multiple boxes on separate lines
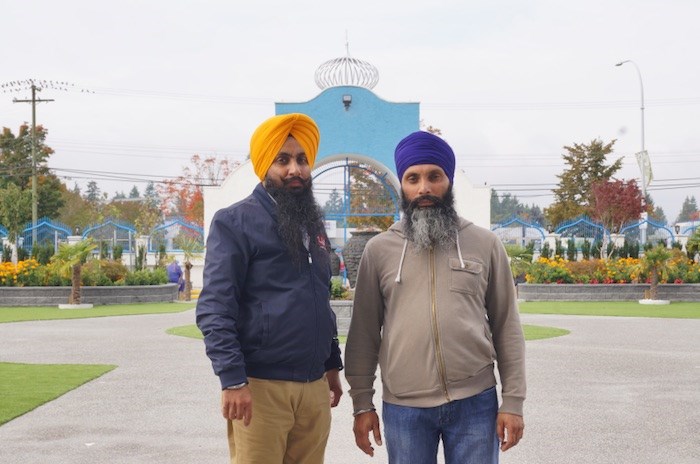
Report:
196,113,343,464
166,258,184,294
345,131,526,464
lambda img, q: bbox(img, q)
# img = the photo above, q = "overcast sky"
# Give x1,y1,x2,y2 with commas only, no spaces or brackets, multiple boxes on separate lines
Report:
2,0,699,223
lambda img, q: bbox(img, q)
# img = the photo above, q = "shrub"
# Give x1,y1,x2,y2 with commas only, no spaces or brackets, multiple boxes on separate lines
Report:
540,242,551,259
566,240,576,261
124,268,168,286
1,244,11,263
330,277,349,300
581,240,591,260
16,247,29,261
32,242,55,265
113,244,123,261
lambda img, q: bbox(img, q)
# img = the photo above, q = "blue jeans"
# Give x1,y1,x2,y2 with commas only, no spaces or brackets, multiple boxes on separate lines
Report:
382,387,499,464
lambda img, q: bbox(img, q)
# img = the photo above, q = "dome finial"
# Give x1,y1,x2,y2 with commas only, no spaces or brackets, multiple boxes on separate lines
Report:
314,40,379,90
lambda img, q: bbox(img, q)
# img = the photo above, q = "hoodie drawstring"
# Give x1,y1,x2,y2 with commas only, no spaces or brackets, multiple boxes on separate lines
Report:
394,238,409,283
395,232,464,283
456,232,465,268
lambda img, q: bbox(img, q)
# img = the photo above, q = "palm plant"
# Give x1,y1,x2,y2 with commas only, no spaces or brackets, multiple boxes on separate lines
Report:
51,238,97,305
638,244,672,300
174,235,204,301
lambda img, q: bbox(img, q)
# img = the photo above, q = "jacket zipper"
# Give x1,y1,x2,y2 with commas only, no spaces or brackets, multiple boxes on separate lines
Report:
430,247,450,402
307,249,319,382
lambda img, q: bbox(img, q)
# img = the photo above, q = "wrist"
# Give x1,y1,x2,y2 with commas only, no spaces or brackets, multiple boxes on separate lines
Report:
353,408,376,417
225,381,248,390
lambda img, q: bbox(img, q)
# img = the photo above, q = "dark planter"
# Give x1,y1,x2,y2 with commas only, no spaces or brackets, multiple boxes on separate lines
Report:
342,230,381,287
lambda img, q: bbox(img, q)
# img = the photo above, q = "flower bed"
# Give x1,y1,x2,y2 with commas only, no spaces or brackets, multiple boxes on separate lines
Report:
0,259,168,287
525,253,700,285
0,259,177,306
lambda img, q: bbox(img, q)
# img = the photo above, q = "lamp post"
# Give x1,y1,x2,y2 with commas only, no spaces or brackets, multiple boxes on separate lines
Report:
616,59,648,245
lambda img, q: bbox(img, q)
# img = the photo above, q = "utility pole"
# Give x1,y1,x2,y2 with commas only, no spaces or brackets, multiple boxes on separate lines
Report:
12,84,54,246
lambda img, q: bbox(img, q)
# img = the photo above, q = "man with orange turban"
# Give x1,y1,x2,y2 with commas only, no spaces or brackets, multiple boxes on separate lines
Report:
197,113,343,464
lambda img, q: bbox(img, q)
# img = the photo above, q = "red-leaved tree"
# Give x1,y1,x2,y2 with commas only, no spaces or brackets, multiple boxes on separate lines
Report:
589,178,645,234
158,155,235,227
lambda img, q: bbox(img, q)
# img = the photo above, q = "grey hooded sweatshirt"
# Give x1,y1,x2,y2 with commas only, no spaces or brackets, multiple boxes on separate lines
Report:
345,218,526,416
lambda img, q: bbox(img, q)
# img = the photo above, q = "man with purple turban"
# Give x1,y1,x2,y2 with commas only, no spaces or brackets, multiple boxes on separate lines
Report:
345,131,526,463
197,113,343,463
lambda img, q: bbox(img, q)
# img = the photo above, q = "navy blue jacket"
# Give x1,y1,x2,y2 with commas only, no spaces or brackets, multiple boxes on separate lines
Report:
196,183,343,389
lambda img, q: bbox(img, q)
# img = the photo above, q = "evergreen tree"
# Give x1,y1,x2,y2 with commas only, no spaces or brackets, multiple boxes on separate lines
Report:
0,125,64,220
129,185,140,198
545,139,623,228
323,188,344,217
144,181,159,208
85,181,102,204
676,196,699,223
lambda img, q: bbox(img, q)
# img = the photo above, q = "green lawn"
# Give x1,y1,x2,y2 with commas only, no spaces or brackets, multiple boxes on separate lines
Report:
519,301,700,319
0,302,194,324
0,362,116,426
166,324,570,342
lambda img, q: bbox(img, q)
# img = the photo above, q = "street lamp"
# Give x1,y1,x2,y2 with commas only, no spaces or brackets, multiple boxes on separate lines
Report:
616,59,649,245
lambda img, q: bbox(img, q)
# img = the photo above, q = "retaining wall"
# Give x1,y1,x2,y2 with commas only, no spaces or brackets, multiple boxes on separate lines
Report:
0,284,179,306
518,283,700,302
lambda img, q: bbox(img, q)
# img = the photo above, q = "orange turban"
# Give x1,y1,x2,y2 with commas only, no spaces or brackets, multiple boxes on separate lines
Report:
249,113,320,180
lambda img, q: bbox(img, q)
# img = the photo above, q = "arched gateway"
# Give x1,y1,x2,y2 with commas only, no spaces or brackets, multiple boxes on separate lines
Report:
203,52,490,245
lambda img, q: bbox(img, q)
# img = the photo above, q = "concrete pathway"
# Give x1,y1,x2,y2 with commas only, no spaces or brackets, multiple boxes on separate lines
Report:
0,309,698,463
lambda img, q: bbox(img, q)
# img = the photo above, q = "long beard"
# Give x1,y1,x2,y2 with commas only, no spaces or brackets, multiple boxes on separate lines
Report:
264,176,325,264
401,187,459,251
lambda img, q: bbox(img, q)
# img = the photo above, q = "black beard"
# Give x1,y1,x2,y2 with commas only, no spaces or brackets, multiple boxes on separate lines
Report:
264,176,325,264
401,186,459,250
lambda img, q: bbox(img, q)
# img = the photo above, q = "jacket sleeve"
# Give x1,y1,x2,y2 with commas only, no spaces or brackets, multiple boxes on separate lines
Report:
196,209,250,389
485,235,527,416
324,336,344,372
344,242,383,413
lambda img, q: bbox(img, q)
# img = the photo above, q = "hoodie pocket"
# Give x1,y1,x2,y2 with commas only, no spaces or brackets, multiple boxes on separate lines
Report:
449,257,482,295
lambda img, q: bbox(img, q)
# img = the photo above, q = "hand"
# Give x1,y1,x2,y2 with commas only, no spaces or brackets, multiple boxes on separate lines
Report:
353,410,382,457
497,412,524,451
221,387,253,426
326,369,343,407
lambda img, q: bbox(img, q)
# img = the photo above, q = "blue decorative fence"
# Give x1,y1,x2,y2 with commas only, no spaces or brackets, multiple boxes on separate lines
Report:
1,217,203,255
491,217,546,248
148,218,204,252
20,218,72,251
82,219,137,253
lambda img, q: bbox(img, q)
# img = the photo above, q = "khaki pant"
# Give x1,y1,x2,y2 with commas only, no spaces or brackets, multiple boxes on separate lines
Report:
227,376,331,464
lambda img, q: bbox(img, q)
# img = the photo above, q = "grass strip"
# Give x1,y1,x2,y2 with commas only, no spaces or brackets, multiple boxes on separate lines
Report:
519,301,699,318
0,362,116,426
0,303,193,324
166,324,567,342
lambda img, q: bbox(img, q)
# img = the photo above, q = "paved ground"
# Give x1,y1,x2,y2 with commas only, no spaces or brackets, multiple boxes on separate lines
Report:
0,308,698,463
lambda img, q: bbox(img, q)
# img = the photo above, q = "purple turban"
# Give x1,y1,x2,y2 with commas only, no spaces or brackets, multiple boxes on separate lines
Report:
394,131,456,183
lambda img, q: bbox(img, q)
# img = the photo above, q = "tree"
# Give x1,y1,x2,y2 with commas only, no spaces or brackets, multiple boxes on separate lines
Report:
51,238,97,305
676,196,699,223
638,245,671,301
158,155,234,227
545,139,623,227
173,235,204,301
589,179,644,234
128,186,140,199
0,184,32,261
143,181,159,207
323,188,344,218
491,190,546,226
0,125,64,220
347,166,396,230
85,181,102,204
0,124,54,190
56,184,97,233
